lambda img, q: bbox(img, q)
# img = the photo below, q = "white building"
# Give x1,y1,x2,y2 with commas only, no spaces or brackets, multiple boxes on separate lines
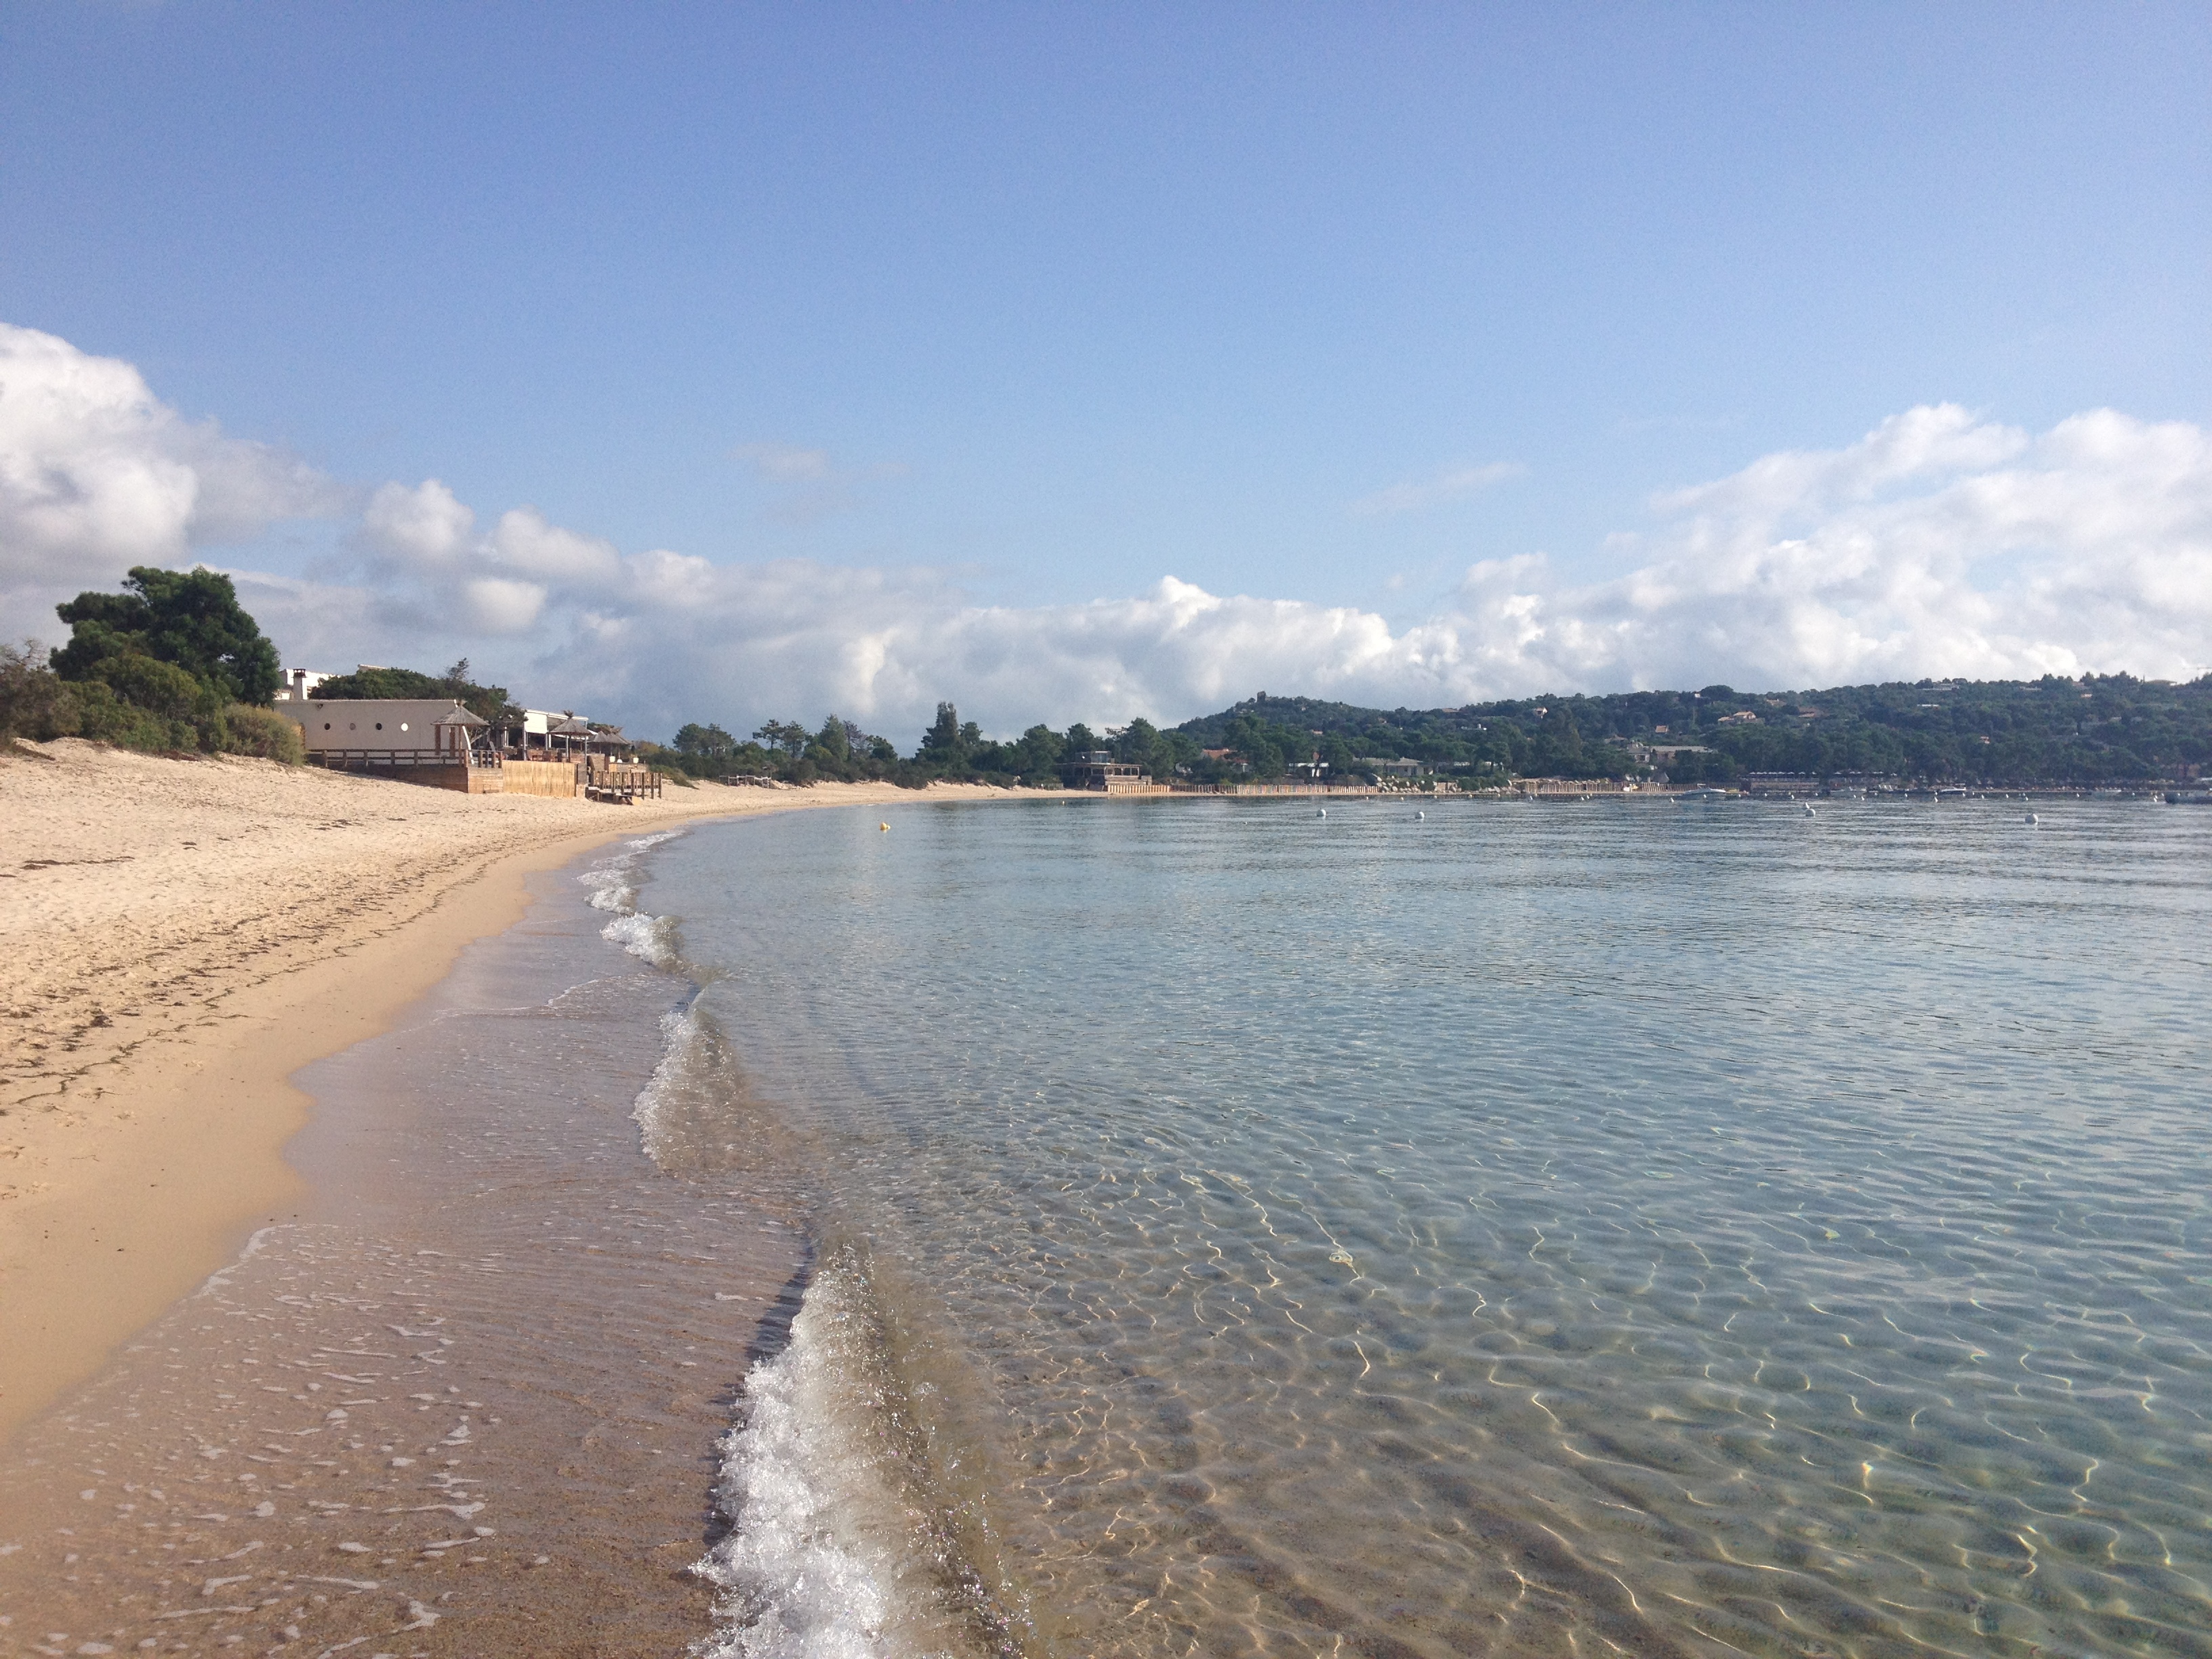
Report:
275,698,494,766
272,668,335,702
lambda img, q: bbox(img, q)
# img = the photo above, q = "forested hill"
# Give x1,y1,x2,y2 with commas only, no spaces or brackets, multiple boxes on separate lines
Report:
1174,674,2212,785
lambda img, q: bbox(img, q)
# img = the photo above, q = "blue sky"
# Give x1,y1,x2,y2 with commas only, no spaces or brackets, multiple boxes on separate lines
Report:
2,3,2207,736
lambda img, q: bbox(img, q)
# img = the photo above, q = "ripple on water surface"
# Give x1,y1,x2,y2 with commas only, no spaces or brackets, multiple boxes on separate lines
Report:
656,798,2212,1659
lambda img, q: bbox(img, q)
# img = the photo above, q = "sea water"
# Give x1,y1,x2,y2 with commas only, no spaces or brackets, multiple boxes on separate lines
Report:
5,797,2209,1659
638,797,2212,1659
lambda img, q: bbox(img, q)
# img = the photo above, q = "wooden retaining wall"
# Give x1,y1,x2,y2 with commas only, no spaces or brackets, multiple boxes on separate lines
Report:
314,757,501,794
503,758,580,798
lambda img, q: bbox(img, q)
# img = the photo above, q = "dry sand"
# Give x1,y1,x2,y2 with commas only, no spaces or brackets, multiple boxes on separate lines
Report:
0,738,1049,1438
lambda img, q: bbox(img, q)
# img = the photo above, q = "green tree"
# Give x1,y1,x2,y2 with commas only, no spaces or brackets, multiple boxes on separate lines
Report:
753,718,810,758
52,567,281,705
312,663,513,724
1010,723,1065,783
918,701,968,767
672,722,738,762
807,714,853,763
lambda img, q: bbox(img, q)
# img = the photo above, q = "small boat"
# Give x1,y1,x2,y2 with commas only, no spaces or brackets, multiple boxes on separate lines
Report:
1675,787,1733,803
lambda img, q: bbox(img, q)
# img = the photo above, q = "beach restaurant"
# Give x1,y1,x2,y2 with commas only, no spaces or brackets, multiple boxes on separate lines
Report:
276,697,504,792
273,693,661,801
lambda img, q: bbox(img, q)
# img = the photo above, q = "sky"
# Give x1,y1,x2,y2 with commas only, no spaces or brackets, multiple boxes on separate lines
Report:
1,2,2207,740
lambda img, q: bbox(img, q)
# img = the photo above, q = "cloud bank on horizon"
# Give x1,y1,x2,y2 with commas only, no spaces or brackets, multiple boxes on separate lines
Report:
3,320,2207,739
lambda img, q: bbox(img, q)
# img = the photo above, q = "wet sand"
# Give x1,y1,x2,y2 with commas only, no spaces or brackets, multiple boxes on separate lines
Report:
0,739,1052,1437
0,846,809,1655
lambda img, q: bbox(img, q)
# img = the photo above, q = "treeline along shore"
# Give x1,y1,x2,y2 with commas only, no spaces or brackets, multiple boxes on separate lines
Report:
659,674,2212,792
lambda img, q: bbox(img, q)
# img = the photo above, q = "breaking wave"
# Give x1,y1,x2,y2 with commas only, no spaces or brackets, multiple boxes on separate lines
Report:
581,829,688,966
693,1245,1034,1659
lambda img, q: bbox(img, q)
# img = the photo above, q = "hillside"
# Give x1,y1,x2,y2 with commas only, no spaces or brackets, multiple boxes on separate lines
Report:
1172,674,2212,785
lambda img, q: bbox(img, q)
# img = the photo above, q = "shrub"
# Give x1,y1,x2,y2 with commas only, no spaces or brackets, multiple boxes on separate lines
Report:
221,703,305,764
68,678,195,752
94,653,207,721
0,640,81,745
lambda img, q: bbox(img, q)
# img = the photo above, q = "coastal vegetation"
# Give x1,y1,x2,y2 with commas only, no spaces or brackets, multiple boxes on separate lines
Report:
1181,678,2212,786
650,674,2211,791
309,660,515,726
4,569,301,762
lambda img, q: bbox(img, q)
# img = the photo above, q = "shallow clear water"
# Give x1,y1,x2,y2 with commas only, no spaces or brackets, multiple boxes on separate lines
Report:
651,798,2212,1659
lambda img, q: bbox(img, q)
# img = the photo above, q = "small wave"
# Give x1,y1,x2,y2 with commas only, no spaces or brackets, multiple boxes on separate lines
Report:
633,1004,708,1165
694,1257,913,1659
695,1249,1027,1659
602,909,680,967
581,830,688,964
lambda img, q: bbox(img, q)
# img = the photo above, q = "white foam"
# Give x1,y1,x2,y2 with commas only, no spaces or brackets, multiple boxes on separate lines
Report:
580,833,686,964
601,909,679,966
693,1265,920,1659
632,1005,705,1164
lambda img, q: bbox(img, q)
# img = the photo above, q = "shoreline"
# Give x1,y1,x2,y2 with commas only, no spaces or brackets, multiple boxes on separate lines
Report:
0,739,1067,1440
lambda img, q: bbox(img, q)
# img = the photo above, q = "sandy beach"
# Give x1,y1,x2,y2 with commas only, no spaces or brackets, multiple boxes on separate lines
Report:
0,738,1048,1439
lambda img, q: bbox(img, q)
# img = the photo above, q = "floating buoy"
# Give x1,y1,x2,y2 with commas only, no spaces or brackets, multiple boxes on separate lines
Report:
1416,809,1425,820
879,822,890,832
1803,803,1816,815
2026,813,2039,825
1317,807,1327,818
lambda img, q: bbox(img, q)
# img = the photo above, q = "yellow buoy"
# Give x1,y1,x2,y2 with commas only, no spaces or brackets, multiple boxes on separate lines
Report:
879,822,890,832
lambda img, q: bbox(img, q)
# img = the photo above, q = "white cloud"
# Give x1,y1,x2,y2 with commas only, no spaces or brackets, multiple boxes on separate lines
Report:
732,442,834,483
1351,459,1525,516
360,478,474,572
460,576,549,634
468,404,2203,736
1460,405,2212,693
0,322,346,607
489,507,621,584
3,317,2205,743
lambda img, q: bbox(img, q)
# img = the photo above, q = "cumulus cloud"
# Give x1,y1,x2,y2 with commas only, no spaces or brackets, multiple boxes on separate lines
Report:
0,321,346,605
325,402,2194,738
1351,459,1525,516
3,316,2204,741
359,478,474,572
1460,404,2212,693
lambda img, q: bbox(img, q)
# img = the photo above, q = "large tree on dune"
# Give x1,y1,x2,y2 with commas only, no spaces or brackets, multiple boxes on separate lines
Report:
51,566,281,706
